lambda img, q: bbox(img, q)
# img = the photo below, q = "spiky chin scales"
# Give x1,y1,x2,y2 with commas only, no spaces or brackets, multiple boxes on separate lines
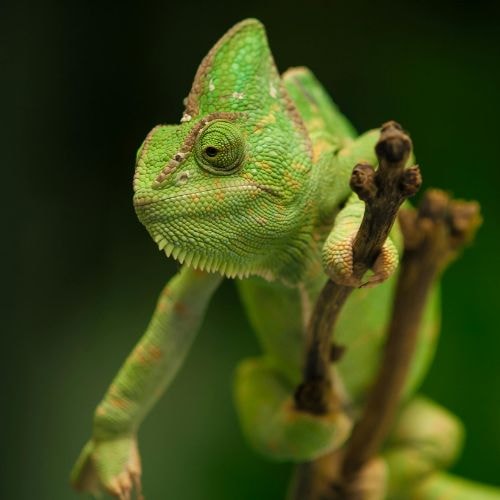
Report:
152,234,273,281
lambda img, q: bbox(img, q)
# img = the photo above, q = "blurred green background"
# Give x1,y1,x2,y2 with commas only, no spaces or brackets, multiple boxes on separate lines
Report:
3,0,500,498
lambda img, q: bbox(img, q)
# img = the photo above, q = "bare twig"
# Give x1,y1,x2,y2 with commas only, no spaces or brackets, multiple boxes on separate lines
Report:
294,121,421,414
290,122,421,500
336,190,482,496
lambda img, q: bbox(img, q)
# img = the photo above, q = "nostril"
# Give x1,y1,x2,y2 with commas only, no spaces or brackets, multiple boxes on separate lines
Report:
177,171,190,186
153,151,187,189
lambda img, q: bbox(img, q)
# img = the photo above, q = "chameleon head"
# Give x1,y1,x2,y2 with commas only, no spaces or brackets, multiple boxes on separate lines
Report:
133,19,314,281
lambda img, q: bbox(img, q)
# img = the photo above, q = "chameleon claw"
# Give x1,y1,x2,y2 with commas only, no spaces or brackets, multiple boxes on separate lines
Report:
71,436,143,500
360,238,399,288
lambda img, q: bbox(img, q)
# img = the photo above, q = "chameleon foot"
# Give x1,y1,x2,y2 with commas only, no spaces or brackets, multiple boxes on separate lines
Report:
323,233,398,288
235,358,352,461
361,237,398,288
71,435,143,500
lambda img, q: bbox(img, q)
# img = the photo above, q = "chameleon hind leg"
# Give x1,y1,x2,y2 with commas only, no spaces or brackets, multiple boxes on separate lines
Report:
410,472,500,499
234,356,352,462
384,396,500,499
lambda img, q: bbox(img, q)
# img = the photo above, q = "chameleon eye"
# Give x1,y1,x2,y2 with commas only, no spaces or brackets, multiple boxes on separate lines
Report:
195,120,246,174
205,146,219,157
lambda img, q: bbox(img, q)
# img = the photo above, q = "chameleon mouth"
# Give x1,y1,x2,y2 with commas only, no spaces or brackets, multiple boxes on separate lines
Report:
154,235,261,278
152,235,272,280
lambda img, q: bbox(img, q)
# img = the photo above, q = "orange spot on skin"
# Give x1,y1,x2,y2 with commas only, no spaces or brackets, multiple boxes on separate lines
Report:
215,190,225,201
110,397,129,410
174,301,188,316
147,346,163,361
190,193,201,203
133,344,163,364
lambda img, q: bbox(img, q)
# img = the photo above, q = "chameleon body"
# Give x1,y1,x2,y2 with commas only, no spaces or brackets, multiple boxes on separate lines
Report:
71,19,500,499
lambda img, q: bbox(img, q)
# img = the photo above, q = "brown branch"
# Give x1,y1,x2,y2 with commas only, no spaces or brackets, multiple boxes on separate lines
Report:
289,122,421,500
294,121,421,415
335,190,482,496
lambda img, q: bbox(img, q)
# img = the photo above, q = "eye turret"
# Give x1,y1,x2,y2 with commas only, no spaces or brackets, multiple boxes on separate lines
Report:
194,120,246,174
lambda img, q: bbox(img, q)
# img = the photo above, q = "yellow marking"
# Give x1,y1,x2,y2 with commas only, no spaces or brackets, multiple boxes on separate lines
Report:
291,161,307,172
133,345,148,364
306,117,324,132
253,111,277,134
312,140,333,161
284,171,301,191
255,160,272,171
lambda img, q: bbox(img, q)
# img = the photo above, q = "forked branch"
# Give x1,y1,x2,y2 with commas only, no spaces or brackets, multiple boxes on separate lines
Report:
289,121,421,500
336,190,482,496
294,121,421,415
290,154,481,499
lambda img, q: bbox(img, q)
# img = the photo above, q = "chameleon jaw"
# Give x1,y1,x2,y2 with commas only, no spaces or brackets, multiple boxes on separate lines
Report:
153,234,272,280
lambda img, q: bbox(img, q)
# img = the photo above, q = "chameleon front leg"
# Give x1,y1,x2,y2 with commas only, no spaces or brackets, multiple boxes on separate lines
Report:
322,131,400,287
71,267,222,499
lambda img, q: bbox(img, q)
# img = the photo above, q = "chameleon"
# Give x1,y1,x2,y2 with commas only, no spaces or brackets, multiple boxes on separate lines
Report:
71,18,500,499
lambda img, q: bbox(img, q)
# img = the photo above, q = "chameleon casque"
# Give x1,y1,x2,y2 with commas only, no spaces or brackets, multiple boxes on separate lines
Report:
71,19,500,499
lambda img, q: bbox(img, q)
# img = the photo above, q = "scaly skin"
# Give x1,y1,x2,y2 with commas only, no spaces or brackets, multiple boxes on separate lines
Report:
71,19,500,499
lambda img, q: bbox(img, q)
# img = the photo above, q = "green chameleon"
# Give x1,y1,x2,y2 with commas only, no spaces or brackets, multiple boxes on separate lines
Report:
71,19,500,499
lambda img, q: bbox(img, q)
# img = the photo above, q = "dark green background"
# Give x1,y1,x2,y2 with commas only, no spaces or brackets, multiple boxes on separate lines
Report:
3,1,500,499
